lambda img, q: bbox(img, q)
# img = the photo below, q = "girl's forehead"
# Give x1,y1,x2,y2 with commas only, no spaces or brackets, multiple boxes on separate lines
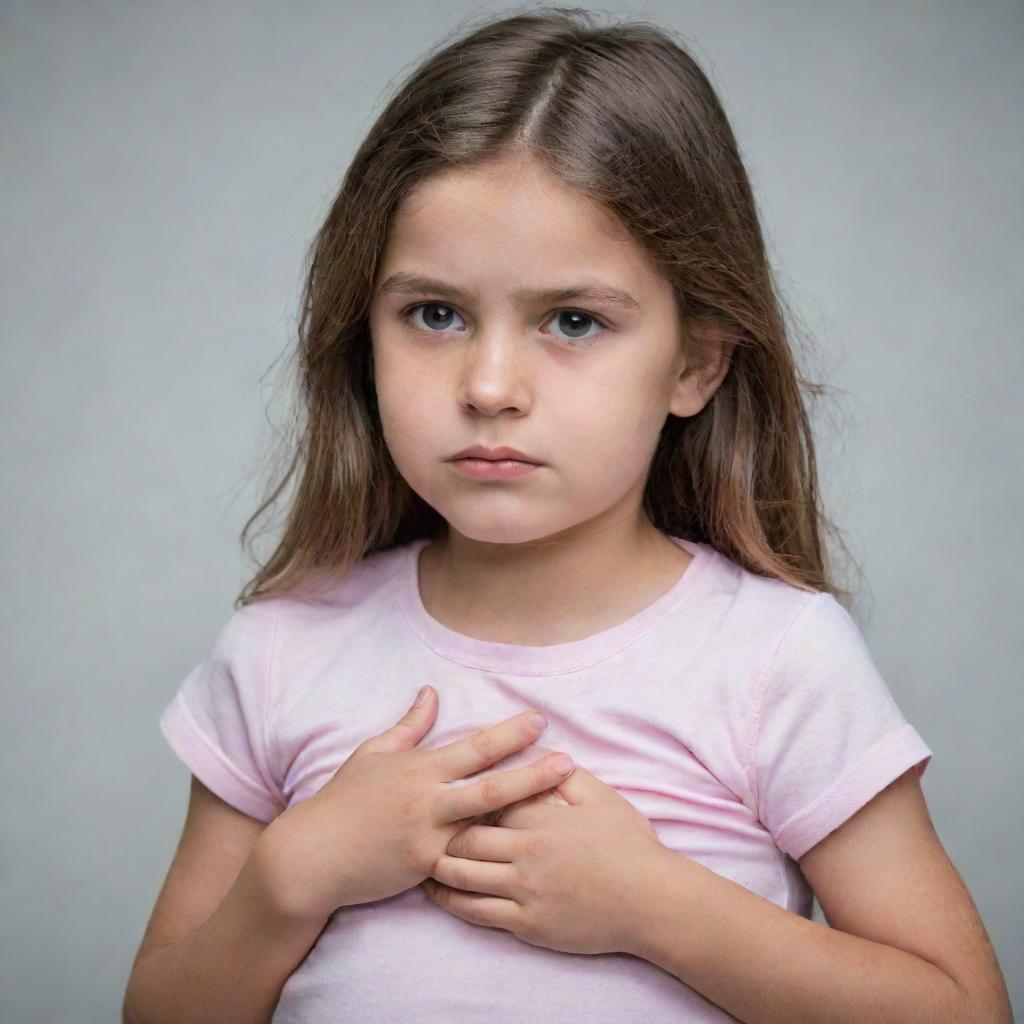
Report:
396,156,625,236
382,173,656,296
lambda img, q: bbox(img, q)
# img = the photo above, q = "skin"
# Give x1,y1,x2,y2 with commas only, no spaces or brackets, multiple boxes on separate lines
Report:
367,150,734,645
362,155,1013,1023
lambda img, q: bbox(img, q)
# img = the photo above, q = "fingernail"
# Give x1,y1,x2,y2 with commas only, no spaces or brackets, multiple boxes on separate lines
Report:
530,713,548,731
414,686,431,707
555,756,573,774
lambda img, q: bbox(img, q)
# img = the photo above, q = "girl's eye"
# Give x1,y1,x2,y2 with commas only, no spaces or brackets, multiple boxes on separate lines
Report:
403,302,467,335
400,302,608,347
543,309,608,345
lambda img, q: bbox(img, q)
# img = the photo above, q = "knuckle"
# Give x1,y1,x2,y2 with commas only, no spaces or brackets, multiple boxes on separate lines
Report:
524,834,549,860
446,791,470,822
413,838,440,875
480,774,503,806
511,906,537,942
471,728,499,761
394,794,419,828
513,865,534,897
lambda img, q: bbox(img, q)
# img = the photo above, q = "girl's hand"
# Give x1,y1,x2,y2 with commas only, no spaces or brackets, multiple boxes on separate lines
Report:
419,760,669,955
260,687,573,922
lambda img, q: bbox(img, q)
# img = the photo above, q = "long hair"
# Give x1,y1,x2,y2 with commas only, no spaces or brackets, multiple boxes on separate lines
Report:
234,5,863,613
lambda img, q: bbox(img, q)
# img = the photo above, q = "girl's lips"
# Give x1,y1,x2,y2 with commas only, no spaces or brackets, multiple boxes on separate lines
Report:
450,457,540,479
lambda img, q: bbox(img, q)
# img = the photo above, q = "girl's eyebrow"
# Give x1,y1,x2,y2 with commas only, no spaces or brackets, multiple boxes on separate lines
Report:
375,271,641,311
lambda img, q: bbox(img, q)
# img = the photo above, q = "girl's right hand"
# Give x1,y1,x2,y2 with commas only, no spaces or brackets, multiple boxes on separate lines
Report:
260,685,574,922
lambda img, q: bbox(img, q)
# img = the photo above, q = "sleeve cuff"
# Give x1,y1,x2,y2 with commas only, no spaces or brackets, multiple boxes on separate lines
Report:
774,723,933,860
158,692,285,823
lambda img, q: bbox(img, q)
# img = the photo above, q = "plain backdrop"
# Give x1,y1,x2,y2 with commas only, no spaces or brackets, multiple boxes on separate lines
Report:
2,1,1021,1020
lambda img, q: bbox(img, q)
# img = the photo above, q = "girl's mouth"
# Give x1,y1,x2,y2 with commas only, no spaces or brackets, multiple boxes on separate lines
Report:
450,458,541,479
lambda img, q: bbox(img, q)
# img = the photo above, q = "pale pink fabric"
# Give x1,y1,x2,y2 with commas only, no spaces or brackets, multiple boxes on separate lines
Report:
159,535,932,1023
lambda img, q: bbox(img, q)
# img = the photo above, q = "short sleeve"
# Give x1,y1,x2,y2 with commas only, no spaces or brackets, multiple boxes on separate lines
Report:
749,592,933,860
158,598,287,822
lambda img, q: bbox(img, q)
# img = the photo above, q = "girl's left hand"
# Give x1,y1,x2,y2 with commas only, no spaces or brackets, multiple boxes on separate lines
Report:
419,759,669,955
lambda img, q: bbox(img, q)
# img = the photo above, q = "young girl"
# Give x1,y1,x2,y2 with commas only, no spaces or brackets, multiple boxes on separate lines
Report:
124,8,1011,1024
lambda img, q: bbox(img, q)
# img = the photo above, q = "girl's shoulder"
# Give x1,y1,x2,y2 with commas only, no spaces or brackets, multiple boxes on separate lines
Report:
269,539,416,615
694,538,827,638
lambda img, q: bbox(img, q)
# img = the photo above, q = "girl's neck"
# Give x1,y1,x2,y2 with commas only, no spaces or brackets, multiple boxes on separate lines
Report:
416,523,693,647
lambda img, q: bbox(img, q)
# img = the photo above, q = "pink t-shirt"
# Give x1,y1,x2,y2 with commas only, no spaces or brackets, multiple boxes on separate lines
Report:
159,535,932,1023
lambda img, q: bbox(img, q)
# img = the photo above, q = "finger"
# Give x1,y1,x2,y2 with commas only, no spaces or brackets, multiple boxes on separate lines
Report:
432,710,550,782
446,822,518,862
431,853,520,899
421,879,521,933
439,750,574,823
367,684,437,753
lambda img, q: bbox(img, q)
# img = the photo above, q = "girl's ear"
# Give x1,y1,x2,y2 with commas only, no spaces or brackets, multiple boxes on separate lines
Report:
668,319,738,419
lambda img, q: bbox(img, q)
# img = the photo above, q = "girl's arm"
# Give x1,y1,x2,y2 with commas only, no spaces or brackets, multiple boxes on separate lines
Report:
629,769,1012,1024
123,822,330,1024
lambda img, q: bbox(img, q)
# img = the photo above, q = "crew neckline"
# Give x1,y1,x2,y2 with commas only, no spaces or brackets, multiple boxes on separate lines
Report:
399,534,716,675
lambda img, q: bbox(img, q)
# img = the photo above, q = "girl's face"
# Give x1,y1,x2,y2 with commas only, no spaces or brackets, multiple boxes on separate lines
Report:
367,152,717,547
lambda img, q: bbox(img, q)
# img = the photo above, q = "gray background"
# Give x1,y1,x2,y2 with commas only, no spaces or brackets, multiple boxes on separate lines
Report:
3,1,1021,1020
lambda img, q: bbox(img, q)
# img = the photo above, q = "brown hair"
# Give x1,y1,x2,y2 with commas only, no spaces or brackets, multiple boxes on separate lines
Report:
234,5,864,613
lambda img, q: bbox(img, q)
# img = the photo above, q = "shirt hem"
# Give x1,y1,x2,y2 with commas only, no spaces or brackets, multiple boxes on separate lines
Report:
774,723,933,860
159,691,286,823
